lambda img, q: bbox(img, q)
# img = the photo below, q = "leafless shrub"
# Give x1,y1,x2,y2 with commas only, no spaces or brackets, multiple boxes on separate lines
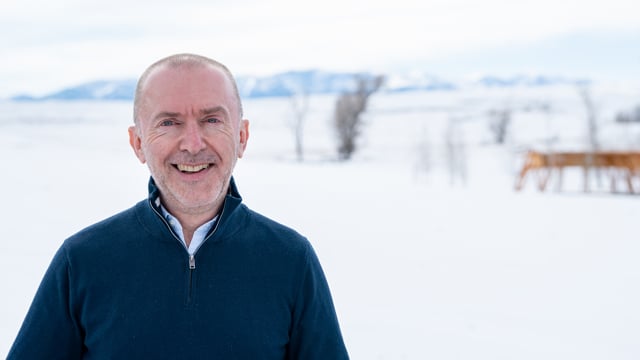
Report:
445,116,467,186
615,105,640,123
488,107,512,145
414,125,431,180
577,84,600,151
288,89,310,162
577,84,603,186
333,75,385,160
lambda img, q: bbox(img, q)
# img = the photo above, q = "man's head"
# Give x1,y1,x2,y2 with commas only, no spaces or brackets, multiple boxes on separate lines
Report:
133,54,244,124
129,53,249,220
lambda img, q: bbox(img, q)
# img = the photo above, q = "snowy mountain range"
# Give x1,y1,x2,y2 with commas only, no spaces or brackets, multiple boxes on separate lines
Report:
10,70,588,101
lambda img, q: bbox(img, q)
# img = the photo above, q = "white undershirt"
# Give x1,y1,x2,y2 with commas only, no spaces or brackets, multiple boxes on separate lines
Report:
160,205,217,255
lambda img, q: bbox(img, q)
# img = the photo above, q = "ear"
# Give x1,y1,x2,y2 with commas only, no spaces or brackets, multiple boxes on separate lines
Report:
128,126,146,164
237,119,250,159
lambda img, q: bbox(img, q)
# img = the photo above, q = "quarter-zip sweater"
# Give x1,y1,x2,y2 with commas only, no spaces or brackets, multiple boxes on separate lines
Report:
8,178,349,359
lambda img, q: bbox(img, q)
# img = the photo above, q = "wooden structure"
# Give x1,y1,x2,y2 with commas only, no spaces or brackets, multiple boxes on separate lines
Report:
514,150,640,193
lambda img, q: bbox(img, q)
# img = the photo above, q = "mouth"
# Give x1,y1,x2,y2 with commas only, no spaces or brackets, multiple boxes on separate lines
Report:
174,163,212,173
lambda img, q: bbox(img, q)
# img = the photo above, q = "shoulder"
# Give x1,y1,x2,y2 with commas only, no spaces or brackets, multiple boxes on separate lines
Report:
226,204,313,256
244,205,309,242
244,206,304,237
62,200,148,252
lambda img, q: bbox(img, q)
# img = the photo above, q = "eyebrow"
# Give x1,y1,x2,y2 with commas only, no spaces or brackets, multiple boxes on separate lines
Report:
200,106,229,117
153,111,181,121
152,106,230,121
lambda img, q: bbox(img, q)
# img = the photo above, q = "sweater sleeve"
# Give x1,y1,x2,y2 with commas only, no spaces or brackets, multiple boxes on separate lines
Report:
7,245,84,360
287,243,349,360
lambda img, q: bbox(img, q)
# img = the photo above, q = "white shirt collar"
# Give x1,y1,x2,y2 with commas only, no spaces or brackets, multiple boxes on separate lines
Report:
160,204,218,255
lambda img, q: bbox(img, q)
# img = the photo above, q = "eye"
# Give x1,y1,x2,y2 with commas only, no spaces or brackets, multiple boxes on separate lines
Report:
205,117,220,124
160,119,176,127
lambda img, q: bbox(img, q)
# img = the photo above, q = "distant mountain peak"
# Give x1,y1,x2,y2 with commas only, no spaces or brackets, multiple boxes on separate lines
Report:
9,71,590,101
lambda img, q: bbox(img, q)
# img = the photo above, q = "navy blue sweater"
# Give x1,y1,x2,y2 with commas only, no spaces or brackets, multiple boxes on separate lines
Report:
8,178,348,359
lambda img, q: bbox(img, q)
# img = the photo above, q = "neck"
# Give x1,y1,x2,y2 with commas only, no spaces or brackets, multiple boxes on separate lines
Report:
163,201,223,246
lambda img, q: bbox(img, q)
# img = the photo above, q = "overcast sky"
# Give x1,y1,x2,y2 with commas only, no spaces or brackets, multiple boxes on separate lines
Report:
1,0,639,98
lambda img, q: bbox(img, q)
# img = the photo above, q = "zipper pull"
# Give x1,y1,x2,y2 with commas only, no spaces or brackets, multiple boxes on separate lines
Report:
189,254,196,270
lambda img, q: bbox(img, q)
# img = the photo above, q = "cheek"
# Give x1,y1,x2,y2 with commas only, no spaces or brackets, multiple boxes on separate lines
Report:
140,142,165,166
207,130,236,150
143,132,172,157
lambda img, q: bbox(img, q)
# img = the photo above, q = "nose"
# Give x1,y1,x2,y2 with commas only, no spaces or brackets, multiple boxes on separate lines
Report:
179,121,206,154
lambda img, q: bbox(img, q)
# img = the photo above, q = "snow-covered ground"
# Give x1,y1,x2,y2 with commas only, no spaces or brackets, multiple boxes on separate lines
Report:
1,84,640,359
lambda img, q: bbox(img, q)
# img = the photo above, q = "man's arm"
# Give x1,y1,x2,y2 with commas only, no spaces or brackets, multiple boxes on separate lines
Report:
288,243,349,359
7,245,84,359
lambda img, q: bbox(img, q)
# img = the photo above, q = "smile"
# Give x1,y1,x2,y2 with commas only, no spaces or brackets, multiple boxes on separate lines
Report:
176,164,211,173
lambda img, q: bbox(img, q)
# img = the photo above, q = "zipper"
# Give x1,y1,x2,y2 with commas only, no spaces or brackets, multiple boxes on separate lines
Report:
187,255,195,303
150,198,227,269
150,199,226,304
150,202,196,304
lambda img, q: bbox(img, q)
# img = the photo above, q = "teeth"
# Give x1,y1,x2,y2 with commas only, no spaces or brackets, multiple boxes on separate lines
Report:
177,164,210,173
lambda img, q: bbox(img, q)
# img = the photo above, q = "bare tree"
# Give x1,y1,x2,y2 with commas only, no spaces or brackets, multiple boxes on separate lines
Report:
539,101,559,150
414,124,432,181
615,104,640,146
615,105,640,123
578,84,600,151
577,84,601,189
444,116,467,186
333,75,385,160
488,107,512,144
288,89,310,162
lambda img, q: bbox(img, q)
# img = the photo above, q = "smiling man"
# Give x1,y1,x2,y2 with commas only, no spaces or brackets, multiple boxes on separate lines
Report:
130,56,249,249
8,54,349,359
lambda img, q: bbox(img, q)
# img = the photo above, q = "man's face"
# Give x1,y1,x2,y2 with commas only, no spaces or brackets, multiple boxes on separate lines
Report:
129,64,249,216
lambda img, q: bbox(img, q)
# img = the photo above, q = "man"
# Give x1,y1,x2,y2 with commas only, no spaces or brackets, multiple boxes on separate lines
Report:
8,53,349,359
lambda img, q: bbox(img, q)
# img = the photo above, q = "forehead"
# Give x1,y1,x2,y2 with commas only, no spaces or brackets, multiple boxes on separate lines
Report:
139,64,238,118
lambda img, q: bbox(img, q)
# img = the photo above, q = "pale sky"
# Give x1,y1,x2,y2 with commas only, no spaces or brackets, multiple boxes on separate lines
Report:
1,0,639,98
